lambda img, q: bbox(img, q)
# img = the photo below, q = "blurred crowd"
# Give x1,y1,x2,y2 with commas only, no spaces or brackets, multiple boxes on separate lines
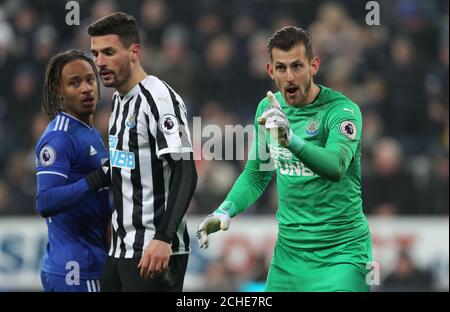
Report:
0,0,448,219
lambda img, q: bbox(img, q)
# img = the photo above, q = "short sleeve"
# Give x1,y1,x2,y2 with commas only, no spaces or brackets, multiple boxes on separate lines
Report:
153,84,193,158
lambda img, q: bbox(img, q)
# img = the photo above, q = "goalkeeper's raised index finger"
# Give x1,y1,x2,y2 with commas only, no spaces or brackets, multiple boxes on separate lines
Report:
267,91,282,109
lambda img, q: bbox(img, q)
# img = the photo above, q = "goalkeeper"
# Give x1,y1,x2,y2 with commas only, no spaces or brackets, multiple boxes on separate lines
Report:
196,26,372,292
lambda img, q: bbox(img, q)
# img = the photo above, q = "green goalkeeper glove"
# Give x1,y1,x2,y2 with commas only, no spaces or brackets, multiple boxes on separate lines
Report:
196,208,231,249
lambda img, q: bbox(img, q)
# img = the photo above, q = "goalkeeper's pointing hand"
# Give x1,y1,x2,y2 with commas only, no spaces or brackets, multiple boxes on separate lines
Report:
258,91,292,147
196,210,230,249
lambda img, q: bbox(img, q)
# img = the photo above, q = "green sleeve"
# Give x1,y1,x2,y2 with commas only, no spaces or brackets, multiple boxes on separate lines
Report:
216,101,274,217
288,103,362,182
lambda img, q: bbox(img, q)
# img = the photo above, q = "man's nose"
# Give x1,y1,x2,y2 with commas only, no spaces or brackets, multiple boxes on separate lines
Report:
96,54,105,67
286,68,295,81
81,81,93,93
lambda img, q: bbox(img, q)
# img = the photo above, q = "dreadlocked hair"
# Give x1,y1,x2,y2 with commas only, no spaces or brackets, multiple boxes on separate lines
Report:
42,49,100,120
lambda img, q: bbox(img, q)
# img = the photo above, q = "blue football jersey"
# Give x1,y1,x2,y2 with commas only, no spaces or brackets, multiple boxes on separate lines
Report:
35,112,111,279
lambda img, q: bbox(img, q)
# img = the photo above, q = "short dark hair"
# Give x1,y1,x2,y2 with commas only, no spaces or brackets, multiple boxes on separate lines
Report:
87,12,140,48
267,26,314,61
43,50,100,120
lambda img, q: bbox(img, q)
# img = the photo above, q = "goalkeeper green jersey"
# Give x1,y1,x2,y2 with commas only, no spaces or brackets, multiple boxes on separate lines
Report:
220,85,370,250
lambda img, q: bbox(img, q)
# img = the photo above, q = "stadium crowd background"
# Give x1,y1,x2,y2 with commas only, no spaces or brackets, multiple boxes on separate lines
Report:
0,0,448,291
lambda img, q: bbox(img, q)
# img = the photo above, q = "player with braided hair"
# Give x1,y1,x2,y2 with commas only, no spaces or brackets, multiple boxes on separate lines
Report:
36,49,112,292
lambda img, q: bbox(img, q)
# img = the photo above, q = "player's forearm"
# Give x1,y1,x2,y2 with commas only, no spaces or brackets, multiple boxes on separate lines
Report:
36,179,91,218
288,135,352,182
154,154,197,243
218,160,272,217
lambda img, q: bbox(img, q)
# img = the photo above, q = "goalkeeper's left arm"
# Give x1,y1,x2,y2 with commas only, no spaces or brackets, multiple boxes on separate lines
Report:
196,157,272,248
196,104,273,249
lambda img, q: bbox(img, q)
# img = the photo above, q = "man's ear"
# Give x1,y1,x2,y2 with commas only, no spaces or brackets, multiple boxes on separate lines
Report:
266,62,274,80
130,43,140,62
310,56,320,76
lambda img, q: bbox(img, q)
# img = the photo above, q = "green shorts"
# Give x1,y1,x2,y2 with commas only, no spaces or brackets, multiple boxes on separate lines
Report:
265,234,372,292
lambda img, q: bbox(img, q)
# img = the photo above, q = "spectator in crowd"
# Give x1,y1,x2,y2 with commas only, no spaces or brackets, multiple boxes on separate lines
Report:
381,248,435,292
0,179,13,215
363,137,417,215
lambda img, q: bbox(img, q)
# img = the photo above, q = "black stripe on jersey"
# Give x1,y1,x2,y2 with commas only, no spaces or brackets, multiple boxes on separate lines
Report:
111,220,118,257
110,95,121,135
162,82,191,149
139,83,169,151
129,95,145,257
171,210,180,251
183,223,190,252
110,95,120,256
111,145,125,256
111,94,117,112
144,113,166,236
113,96,134,258
162,82,184,126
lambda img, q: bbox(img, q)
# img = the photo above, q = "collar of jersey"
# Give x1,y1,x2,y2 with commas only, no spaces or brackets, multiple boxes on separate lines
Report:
60,112,93,130
118,75,151,102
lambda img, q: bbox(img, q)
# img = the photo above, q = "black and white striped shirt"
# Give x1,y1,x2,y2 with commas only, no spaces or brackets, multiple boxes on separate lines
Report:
108,75,192,258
